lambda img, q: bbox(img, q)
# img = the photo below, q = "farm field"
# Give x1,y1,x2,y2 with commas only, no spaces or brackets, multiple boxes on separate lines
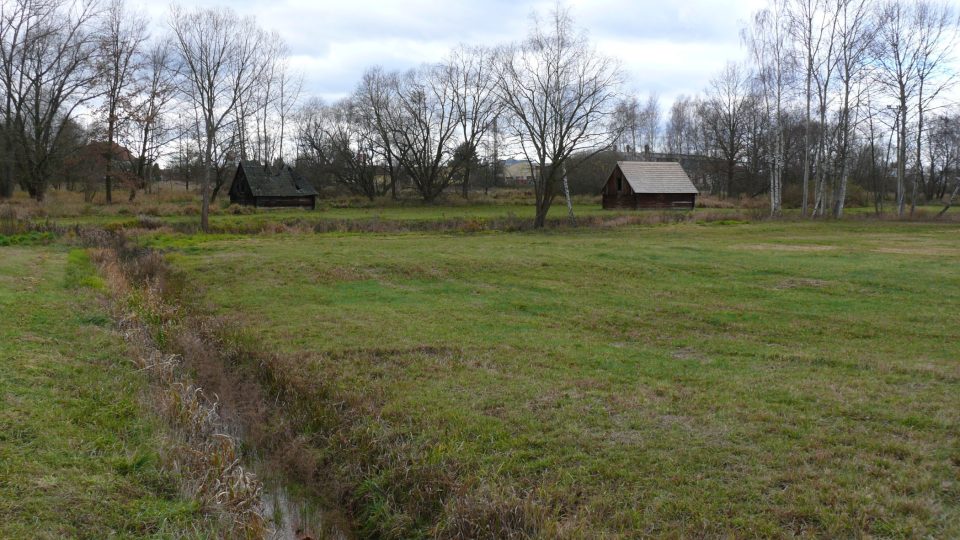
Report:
0,247,210,538
156,220,960,537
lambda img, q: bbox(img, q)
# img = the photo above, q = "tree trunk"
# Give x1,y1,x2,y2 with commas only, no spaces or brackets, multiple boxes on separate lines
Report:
911,82,927,217
562,165,576,226
938,181,960,217
201,135,213,232
533,161,550,229
897,98,907,216
105,109,116,204
462,165,471,199
0,152,12,199
802,73,812,217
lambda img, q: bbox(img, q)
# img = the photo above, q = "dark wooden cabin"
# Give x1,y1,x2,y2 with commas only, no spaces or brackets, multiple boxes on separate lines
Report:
602,161,698,210
228,161,318,209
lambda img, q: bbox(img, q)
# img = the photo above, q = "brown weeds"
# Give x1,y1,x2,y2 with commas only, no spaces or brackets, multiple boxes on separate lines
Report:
92,238,269,539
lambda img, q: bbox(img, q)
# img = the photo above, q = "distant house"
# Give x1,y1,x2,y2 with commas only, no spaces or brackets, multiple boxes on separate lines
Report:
602,161,698,210
228,161,318,209
501,160,540,186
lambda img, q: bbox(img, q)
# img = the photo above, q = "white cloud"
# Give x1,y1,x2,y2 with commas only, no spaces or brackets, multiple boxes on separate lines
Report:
139,0,771,105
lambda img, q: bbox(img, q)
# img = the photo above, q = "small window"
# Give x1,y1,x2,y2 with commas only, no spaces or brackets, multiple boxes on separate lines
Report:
616,176,622,193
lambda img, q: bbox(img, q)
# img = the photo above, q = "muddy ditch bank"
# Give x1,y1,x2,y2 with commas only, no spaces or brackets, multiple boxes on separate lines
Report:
89,230,352,539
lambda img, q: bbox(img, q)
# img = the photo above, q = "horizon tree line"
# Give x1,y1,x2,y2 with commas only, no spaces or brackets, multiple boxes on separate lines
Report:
1,0,958,228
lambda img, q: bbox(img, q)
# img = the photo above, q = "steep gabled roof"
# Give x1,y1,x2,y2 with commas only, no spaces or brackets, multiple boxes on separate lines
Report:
238,161,318,197
617,161,699,194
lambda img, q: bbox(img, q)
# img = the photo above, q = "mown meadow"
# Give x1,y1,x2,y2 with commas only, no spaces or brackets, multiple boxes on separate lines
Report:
147,220,960,537
0,247,215,538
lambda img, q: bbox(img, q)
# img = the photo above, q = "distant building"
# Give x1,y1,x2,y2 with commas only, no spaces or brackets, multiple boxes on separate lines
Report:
228,161,318,209
602,161,698,210
501,160,540,186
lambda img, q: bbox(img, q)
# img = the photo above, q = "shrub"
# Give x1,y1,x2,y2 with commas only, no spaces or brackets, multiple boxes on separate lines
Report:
226,204,255,215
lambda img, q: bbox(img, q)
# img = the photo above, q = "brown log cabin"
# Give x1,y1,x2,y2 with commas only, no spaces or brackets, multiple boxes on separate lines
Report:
602,161,698,210
229,161,318,209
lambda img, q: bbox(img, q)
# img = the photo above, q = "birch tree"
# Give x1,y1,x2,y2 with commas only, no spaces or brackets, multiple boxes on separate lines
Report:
876,0,925,216
789,0,829,216
831,0,875,217
908,1,958,215
745,0,793,216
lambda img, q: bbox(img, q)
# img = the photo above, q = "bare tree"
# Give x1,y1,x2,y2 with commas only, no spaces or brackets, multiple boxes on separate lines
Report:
639,93,661,152
789,0,830,215
611,95,640,155
275,56,302,165
386,64,462,202
700,62,753,198
170,5,267,231
831,0,875,218
666,96,696,154
0,0,102,201
908,1,958,215
246,31,292,167
811,0,841,216
127,38,178,199
354,67,401,199
875,0,931,215
298,97,388,200
494,7,622,228
745,0,794,216
96,0,146,203
448,45,499,198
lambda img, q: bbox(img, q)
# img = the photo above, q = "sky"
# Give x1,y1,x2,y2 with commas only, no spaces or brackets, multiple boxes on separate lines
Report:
137,0,768,106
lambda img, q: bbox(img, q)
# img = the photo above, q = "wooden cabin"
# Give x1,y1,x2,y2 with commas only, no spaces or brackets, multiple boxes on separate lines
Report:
602,161,698,210
228,161,318,209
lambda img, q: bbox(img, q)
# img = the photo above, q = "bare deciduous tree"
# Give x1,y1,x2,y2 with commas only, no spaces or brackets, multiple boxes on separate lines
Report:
665,95,698,155
96,0,146,203
908,1,958,215
298,97,388,200
128,38,178,199
639,93,661,152
699,62,753,198
494,8,622,228
0,0,101,201
354,67,401,199
789,0,830,215
170,5,267,231
386,64,462,202
448,45,499,199
745,0,794,216
611,95,640,155
831,0,875,218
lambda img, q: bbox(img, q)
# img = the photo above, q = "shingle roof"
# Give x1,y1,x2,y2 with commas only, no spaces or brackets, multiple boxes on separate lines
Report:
240,161,318,197
617,161,699,194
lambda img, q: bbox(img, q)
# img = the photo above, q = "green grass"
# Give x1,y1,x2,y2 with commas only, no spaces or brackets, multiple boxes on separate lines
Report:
0,247,209,538
51,201,618,228
162,220,960,537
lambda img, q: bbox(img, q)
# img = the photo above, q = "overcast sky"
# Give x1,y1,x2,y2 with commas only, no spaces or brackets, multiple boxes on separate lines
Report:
138,0,770,106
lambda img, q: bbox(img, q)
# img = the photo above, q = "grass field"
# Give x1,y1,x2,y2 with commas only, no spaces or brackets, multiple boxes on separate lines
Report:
147,220,960,537
0,247,211,538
